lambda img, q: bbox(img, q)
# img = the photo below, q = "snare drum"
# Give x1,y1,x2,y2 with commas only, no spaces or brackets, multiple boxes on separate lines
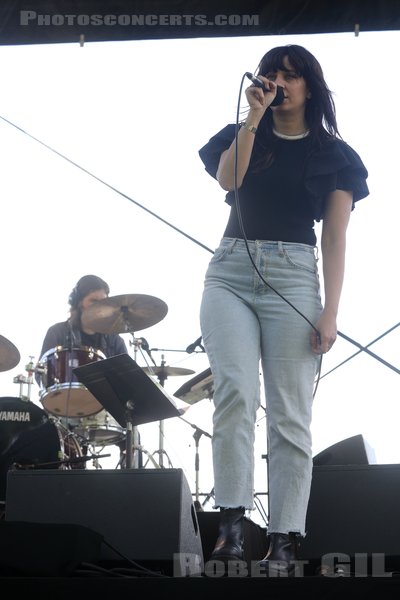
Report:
74,410,126,446
38,346,105,418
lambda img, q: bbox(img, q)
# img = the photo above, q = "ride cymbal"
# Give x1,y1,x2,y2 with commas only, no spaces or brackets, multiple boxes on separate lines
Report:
0,334,21,372
81,294,168,334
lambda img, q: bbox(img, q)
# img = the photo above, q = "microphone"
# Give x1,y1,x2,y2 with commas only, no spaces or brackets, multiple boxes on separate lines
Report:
138,337,149,350
186,336,205,354
138,337,156,365
245,72,285,106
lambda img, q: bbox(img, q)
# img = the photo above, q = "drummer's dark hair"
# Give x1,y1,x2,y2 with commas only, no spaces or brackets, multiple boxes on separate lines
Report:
69,274,109,308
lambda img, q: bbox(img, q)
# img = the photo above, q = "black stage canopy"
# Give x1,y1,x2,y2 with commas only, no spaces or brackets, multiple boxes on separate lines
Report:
0,0,399,46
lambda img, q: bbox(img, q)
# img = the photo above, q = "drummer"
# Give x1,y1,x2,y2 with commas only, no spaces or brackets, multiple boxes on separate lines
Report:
36,274,128,384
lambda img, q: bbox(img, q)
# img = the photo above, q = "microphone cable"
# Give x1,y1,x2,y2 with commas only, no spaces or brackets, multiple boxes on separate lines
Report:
8,110,395,383
233,73,323,396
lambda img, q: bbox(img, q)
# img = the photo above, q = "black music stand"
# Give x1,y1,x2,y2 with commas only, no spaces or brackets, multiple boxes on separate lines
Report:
73,353,181,468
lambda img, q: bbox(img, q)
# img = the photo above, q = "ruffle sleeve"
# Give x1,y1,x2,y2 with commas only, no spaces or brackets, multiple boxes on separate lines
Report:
199,127,369,222
198,124,237,179
304,138,369,221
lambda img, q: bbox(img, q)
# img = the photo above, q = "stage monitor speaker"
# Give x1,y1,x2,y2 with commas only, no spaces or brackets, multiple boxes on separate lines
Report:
5,468,203,576
313,434,376,466
301,464,400,572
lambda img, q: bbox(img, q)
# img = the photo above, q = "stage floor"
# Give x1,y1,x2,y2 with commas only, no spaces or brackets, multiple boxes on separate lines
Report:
1,574,400,600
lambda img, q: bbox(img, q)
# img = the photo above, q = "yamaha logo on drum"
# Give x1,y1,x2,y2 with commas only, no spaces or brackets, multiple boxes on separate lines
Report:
0,410,31,422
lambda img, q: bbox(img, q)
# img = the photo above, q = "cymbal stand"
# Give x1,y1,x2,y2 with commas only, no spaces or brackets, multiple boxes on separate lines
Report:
179,414,212,509
127,334,160,468
124,335,146,469
153,354,167,468
151,354,173,468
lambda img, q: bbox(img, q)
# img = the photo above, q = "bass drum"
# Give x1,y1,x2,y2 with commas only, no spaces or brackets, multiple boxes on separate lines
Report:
0,397,48,459
0,398,83,504
37,346,105,418
74,410,126,447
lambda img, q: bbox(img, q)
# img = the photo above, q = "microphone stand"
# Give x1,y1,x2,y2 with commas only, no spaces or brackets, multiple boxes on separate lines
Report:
149,335,206,355
149,347,205,354
201,487,215,508
179,415,212,510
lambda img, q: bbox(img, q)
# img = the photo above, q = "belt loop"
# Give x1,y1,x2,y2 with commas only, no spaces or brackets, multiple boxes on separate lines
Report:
228,238,238,253
278,240,284,255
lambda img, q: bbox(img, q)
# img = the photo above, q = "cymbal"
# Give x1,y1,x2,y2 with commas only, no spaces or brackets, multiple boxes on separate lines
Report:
81,294,168,334
174,367,214,405
0,335,21,372
142,365,195,379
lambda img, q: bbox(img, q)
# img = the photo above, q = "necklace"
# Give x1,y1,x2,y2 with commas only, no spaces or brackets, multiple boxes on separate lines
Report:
272,128,310,140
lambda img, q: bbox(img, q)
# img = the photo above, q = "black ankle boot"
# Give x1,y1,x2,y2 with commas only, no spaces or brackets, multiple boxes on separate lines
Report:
258,532,301,577
209,507,245,564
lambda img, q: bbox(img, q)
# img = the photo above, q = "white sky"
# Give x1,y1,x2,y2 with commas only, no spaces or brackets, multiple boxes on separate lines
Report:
0,30,399,526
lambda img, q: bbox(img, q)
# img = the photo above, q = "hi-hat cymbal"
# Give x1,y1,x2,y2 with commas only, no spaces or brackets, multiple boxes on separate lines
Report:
142,365,195,379
81,294,168,334
0,335,21,372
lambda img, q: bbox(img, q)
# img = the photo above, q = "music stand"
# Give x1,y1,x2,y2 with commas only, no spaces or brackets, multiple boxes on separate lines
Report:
73,353,181,469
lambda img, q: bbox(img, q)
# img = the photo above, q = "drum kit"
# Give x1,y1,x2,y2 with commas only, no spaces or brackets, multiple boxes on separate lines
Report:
0,293,215,504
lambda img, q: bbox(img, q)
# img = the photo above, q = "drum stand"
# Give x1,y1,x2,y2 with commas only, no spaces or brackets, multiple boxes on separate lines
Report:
13,357,35,401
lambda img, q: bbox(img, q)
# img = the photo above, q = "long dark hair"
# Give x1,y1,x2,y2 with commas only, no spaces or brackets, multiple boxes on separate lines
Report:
68,274,109,328
257,44,338,136
251,45,339,169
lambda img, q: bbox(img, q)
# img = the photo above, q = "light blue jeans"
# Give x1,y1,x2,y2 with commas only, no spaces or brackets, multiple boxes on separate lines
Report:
200,238,322,535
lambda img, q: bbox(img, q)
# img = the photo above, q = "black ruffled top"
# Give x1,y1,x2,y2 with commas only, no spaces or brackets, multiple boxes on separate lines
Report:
199,124,369,246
